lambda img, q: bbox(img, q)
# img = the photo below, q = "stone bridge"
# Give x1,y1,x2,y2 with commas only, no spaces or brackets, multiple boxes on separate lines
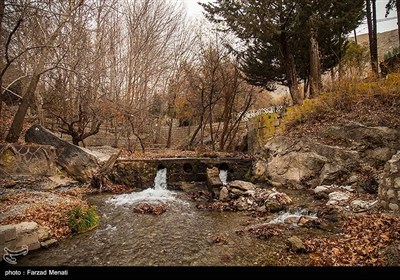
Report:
109,157,253,189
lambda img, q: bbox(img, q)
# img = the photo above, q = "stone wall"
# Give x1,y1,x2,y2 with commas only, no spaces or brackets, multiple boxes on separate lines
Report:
379,151,400,213
0,144,57,177
0,222,56,263
110,157,253,189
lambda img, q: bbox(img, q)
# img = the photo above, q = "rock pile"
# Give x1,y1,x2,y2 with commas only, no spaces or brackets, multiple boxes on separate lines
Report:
199,180,292,212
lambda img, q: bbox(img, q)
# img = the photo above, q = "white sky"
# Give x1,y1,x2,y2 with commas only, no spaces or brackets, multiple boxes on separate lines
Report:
180,0,398,35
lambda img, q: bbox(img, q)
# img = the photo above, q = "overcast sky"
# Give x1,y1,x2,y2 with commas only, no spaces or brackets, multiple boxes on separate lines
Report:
179,0,398,35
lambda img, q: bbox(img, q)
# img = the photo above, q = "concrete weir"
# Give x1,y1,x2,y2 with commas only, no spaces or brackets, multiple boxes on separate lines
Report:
109,157,253,189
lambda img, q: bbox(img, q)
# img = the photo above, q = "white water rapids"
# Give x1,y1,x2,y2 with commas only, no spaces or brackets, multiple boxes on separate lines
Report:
107,168,176,206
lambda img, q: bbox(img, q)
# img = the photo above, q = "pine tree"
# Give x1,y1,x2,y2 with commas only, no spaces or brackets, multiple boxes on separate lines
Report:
201,0,364,104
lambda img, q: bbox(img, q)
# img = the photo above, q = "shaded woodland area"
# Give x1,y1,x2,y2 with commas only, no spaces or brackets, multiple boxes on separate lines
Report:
0,0,256,151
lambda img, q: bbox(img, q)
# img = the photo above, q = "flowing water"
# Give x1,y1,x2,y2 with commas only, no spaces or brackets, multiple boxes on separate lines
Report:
219,169,228,185
15,169,292,266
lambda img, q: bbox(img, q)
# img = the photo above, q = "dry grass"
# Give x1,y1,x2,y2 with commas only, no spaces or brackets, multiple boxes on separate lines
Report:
281,74,400,141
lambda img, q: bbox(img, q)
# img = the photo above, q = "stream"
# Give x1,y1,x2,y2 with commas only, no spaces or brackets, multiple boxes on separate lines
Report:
16,169,284,266
16,192,280,266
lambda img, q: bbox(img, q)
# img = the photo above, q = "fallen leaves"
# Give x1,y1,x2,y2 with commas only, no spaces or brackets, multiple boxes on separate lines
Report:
0,188,90,239
132,202,167,215
248,224,283,240
304,213,400,266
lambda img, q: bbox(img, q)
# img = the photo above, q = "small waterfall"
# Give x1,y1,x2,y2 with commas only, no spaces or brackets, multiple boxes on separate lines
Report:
219,169,228,185
154,168,167,190
107,168,175,206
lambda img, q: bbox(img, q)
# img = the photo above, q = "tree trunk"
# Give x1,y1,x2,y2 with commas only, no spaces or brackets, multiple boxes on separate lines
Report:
209,106,215,150
72,138,79,146
280,32,301,105
366,0,379,76
166,116,173,148
5,0,83,142
188,111,204,148
309,20,321,98
6,59,45,142
397,0,400,47
219,92,231,151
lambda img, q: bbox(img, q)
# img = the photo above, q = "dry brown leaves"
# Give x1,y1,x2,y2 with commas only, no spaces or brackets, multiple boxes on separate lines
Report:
212,235,228,245
248,224,284,240
0,196,87,239
304,213,400,266
132,202,167,215
0,192,38,212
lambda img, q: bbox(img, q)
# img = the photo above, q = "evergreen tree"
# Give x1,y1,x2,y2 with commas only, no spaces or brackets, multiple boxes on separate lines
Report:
201,0,364,104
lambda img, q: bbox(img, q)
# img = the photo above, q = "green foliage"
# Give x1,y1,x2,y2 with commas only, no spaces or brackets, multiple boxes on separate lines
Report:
68,205,100,234
342,41,369,77
384,47,400,61
201,0,365,88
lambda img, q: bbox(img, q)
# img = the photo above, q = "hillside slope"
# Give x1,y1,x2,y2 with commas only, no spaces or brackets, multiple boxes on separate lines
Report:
351,29,399,59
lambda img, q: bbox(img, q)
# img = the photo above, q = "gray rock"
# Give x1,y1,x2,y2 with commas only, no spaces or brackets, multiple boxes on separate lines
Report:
229,180,256,191
366,147,396,167
387,189,396,199
0,144,57,177
259,123,400,188
319,163,348,185
298,216,316,226
244,190,256,197
326,191,350,206
314,186,330,194
40,238,57,249
284,216,300,225
25,124,99,182
37,226,50,242
16,232,40,251
287,236,305,252
1,240,16,253
351,199,378,212
389,203,399,211
0,225,16,242
15,222,38,235
253,161,268,179
395,178,400,188
230,188,245,196
219,187,229,201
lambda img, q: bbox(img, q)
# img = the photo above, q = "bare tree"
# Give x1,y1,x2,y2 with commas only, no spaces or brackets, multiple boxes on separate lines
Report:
6,0,84,142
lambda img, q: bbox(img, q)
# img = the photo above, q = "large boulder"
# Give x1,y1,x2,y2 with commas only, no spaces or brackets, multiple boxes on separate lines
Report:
260,136,358,187
25,124,99,182
257,122,399,188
